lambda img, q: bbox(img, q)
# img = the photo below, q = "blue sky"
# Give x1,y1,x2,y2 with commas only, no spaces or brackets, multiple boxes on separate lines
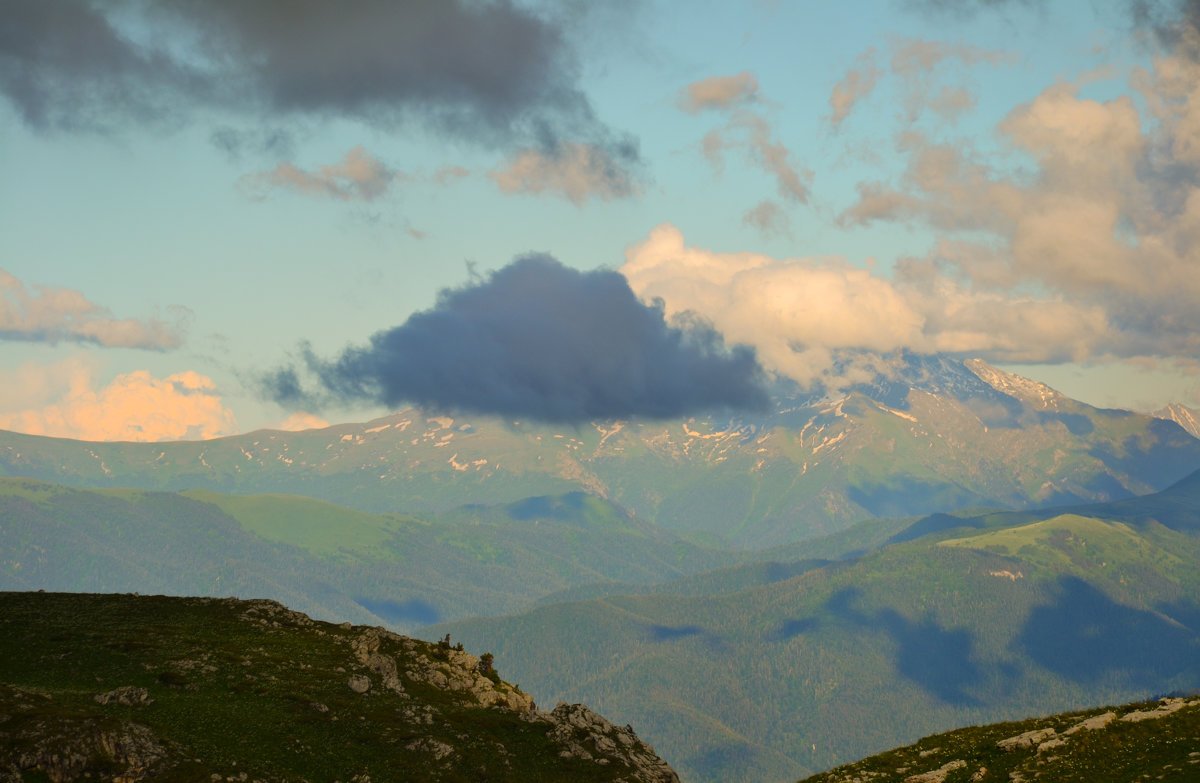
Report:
1,0,1198,439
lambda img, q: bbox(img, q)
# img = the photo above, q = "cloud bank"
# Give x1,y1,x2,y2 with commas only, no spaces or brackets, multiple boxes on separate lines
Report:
0,0,637,174
620,224,1111,389
0,363,237,442
265,254,769,423
0,269,183,350
834,45,1200,363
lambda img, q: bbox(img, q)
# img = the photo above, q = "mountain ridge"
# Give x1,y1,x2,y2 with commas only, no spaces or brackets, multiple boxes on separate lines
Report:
428,473,1200,783
3,358,1198,549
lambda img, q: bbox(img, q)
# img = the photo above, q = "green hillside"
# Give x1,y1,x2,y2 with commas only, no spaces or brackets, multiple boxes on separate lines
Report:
800,695,1200,783
0,591,680,783
0,478,745,630
428,474,1200,783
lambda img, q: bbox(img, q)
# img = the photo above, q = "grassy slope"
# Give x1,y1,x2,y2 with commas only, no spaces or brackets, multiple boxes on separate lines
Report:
0,478,747,631
0,591,648,783
799,695,1200,783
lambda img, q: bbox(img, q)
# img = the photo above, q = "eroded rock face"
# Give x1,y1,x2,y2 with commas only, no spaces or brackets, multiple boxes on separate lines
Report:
532,702,682,783
94,686,153,707
4,717,168,783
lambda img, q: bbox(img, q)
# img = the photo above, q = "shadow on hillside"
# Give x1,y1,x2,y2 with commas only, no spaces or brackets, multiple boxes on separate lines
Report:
886,512,987,546
644,622,728,653
1089,419,1200,491
1017,576,1200,687
773,587,982,706
356,596,441,626
1037,411,1094,436
847,478,988,521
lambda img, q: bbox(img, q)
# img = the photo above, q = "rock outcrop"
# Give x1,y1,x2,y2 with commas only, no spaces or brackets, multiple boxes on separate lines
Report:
533,702,682,783
0,592,681,783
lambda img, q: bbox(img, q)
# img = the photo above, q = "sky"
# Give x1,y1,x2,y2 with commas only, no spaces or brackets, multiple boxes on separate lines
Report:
2,0,1199,440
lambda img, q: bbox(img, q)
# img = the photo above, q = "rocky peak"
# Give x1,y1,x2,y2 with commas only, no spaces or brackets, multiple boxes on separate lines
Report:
964,358,1066,411
1154,402,1200,439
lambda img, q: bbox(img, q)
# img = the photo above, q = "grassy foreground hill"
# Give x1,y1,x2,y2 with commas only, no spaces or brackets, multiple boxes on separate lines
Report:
800,694,1200,783
0,591,680,783
429,470,1200,783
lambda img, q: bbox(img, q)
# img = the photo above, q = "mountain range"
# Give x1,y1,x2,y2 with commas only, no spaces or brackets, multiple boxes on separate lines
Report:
2,357,1199,783
430,470,1200,783
3,357,1198,549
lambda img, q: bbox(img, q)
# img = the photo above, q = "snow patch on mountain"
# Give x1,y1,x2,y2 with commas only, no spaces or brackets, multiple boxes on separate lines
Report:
1154,403,1200,439
964,359,1066,411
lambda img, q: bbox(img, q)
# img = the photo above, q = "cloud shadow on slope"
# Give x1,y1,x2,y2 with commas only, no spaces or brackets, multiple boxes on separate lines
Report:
1016,576,1200,688
774,587,983,706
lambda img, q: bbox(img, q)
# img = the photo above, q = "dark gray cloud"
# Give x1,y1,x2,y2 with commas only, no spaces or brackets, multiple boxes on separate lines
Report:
0,0,633,158
1128,0,1200,55
264,255,769,423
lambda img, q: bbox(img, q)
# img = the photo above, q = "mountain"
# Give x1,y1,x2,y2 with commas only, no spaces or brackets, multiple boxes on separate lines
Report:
2,357,1198,548
0,479,745,631
427,470,1200,783
1155,402,1200,439
799,694,1200,783
0,591,680,782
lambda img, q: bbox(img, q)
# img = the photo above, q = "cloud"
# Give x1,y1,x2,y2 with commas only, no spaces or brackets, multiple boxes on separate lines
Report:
0,269,184,349
239,146,403,201
489,142,642,205
888,38,1014,124
902,0,1047,19
829,38,1012,133
0,0,635,167
264,254,769,423
678,71,760,113
274,411,330,431
0,365,237,442
742,200,791,238
835,31,1200,368
890,38,1013,74
829,49,881,129
680,73,809,207
619,223,1113,389
702,111,811,203
210,126,295,161
432,165,472,185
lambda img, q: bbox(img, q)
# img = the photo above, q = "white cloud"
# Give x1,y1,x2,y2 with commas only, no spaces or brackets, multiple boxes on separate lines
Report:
837,47,1200,365
0,364,237,442
620,223,1113,389
0,269,183,349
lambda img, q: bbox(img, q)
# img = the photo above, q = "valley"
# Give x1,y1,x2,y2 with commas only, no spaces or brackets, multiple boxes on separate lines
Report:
2,359,1199,783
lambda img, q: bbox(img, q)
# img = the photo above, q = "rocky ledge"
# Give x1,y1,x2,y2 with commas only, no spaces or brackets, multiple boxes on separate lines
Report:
0,592,681,783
